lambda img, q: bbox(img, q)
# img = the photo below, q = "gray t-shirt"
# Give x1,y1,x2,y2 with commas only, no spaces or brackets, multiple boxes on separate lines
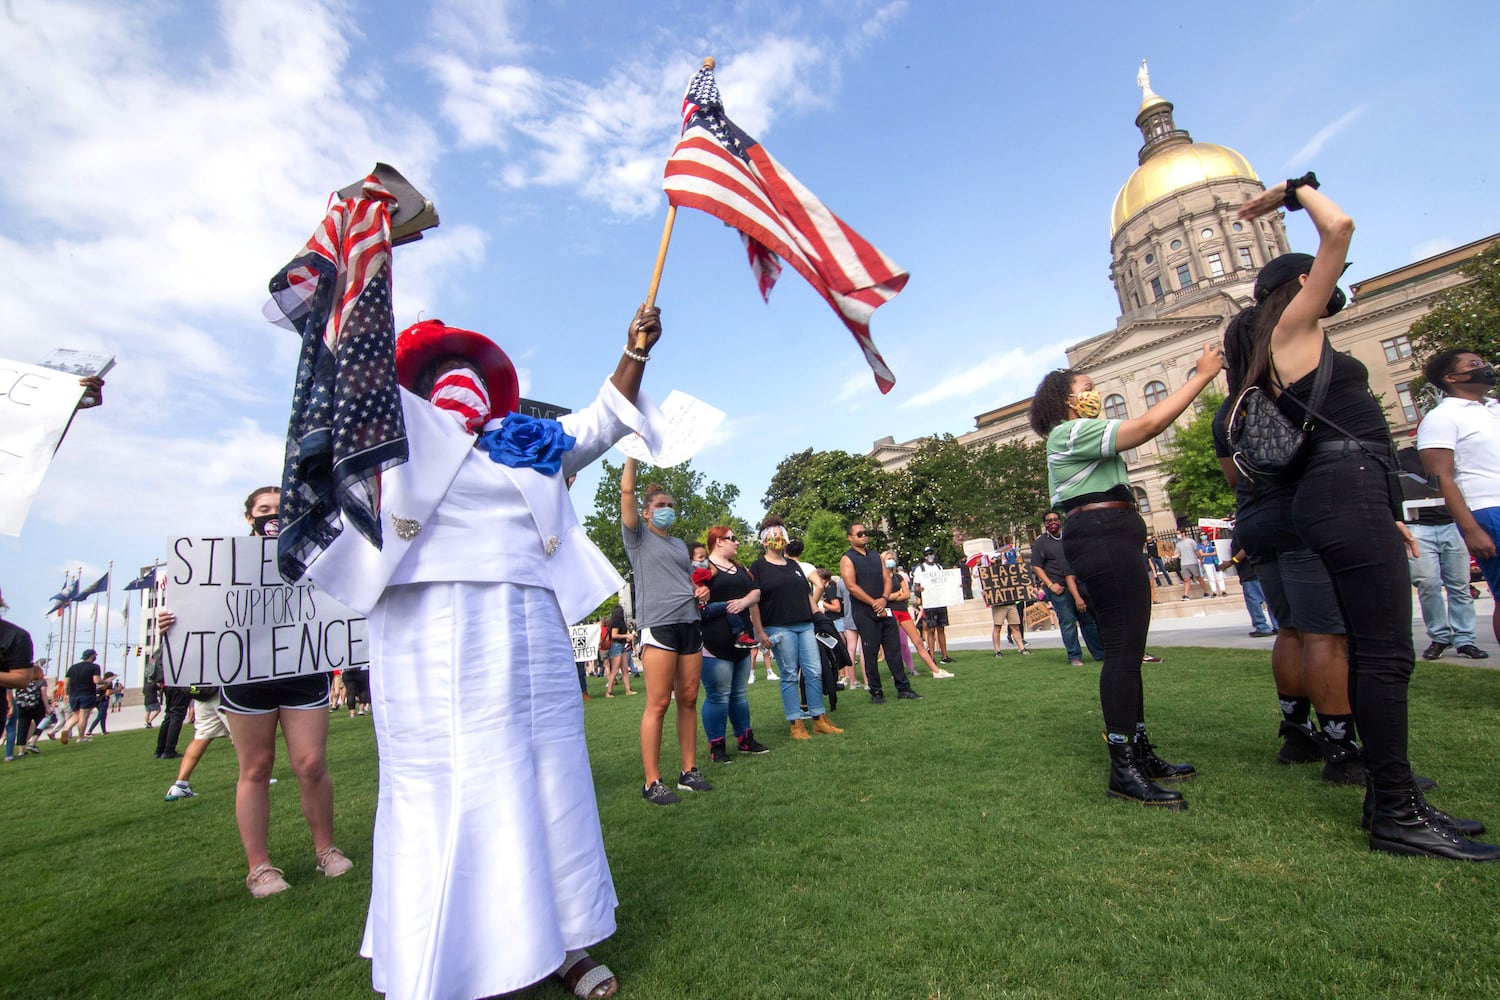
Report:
1174,537,1201,568
622,520,700,628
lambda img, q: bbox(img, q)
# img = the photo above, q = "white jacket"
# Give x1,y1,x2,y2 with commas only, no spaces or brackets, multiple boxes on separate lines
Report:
305,378,661,625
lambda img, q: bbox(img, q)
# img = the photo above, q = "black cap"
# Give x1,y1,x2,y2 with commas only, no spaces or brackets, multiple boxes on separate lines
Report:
923,546,935,553
1253,253,1316,302
82,648,98,659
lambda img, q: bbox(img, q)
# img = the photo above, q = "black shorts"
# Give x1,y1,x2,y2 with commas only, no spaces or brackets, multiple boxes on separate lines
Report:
342,668,370,702
639,621,704,654
219,675,332,715
922,607,949,628
1277,548,1345,635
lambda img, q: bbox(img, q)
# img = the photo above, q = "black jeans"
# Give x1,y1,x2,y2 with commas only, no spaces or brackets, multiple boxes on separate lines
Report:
155,689,191,755
1063,507,1150,735
1293,453,1414,787
851,605,912,695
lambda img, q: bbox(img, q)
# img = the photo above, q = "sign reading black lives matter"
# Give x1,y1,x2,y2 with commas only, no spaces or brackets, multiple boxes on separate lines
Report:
163,536,367,686
977,562,1033,606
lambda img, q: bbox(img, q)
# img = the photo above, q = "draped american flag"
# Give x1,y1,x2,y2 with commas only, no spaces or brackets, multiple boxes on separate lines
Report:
267,175,409,582
663,64,908,393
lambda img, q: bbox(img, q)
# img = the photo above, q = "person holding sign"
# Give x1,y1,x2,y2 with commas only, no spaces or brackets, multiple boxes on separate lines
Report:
1029,343,1223,811
298,310,665,1000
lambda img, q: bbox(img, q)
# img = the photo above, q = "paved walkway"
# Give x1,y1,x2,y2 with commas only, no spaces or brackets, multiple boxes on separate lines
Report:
950,595,1500,668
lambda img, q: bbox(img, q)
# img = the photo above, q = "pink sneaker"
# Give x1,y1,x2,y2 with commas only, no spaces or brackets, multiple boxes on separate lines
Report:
246,863,290,898
316,846,353,878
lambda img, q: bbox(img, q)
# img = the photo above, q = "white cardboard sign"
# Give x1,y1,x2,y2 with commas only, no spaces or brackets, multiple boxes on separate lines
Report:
913,567,963,609
162,535,368,686
0,358,88,536
615,390,724,468
569,623,600,664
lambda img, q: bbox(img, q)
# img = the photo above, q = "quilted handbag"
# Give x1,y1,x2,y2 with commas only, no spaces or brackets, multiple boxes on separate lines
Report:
1227,341,1332,483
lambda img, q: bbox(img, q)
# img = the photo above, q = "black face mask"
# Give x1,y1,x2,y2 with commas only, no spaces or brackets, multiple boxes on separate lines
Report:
1323,286,1347,317
1453,364,1497,388
252,514,280,538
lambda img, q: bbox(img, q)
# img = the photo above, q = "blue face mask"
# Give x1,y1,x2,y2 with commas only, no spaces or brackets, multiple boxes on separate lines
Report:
650,508,677,530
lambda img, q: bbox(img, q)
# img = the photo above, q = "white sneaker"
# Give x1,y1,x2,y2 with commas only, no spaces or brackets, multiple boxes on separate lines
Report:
316,846,353,877
165,782,196,801
766,671,779,680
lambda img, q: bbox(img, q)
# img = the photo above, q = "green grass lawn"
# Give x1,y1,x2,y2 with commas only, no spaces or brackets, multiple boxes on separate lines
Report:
7,648,1500,1000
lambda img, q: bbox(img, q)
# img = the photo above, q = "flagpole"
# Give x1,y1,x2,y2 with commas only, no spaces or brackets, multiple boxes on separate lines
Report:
101,561,113,672
639,55,714,348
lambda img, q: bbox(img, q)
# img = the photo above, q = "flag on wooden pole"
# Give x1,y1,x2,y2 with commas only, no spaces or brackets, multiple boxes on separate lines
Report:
663,62,908,393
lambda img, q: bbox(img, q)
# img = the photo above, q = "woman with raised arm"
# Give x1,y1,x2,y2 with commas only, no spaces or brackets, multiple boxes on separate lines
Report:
621,457,709,806
1235,177,1497,860
1029,342,1224,810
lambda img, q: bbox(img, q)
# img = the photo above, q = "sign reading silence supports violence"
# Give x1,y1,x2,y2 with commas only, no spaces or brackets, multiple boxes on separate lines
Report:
163,536,367,686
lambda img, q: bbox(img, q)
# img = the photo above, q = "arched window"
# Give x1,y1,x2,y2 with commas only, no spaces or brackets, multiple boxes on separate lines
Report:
1131,486,1151,513
1144,380,1169,407
1103,393,1128,420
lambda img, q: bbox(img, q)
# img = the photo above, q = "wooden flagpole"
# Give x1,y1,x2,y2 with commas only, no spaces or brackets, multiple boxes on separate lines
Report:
638,56,715,349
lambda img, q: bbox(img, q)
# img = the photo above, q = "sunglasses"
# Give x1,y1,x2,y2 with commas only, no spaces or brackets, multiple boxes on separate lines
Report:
722,536,738,543
852,531,867,537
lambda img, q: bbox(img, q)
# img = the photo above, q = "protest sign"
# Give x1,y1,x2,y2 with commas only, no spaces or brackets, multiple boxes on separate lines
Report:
0,358,88,536
977,562,1033,606
570,623,600,664
161,535,367,686
914,568,963,609
615,390,725,467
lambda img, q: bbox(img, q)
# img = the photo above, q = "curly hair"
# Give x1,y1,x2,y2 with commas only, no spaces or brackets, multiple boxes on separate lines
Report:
1424,348,1469,396
640,482,671,507
1029,369,1078,437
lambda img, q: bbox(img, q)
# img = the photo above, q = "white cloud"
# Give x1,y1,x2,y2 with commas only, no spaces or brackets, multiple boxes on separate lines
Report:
898,345,1062,410
430,0,525,60
1284,105,1368,170
423,34,832,218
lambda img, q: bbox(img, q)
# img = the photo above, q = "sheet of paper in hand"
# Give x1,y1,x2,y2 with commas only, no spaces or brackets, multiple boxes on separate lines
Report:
916,569,963,609
615,390,724,468
0,358,89,536
162,535,368,687
35,348,117,379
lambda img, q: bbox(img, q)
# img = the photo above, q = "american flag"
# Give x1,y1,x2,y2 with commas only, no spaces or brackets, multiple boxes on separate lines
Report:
429,368,491,433
663,64,908,393
268,174,409,583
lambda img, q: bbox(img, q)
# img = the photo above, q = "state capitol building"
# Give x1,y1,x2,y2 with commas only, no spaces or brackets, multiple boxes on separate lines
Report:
870,67,1497,538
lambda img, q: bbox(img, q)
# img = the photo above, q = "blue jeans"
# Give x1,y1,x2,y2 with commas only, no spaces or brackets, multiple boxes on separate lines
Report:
700,652,752,741
765,622,825,720
1241,578,1277,633
1046,588,1104,662
1408,521,1477,647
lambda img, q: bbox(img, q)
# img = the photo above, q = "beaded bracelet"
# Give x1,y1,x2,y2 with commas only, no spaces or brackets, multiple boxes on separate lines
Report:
622,347,651,363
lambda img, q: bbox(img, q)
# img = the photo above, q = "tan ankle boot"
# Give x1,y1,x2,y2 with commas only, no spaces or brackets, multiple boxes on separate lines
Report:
812,715,843,735
789,719,811,740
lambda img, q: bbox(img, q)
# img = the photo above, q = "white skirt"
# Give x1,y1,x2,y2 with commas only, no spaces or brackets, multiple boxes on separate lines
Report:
363,581,617,1000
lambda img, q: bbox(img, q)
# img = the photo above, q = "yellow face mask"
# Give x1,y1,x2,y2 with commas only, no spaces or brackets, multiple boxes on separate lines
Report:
1072,390,1103,419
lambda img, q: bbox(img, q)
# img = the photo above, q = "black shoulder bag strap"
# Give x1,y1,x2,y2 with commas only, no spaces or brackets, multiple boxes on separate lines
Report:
1274,337,1395,465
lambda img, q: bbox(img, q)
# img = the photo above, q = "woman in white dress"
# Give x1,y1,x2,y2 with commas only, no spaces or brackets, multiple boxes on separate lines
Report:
303,308,665,1000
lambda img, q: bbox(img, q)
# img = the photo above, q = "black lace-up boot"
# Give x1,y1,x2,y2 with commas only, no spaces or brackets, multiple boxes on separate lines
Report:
1134,730,1197,782
1106,737,1187,810
1368,784,1500,861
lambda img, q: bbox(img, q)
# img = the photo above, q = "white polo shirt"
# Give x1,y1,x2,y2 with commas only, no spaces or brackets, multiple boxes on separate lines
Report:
1417,395,1500,511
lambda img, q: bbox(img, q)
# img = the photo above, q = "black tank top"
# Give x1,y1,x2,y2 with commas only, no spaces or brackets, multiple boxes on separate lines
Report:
844,547,883,609
1275,344,1389,446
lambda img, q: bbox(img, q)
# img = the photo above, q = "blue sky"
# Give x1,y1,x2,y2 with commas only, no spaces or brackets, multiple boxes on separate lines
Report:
3,0,1497,672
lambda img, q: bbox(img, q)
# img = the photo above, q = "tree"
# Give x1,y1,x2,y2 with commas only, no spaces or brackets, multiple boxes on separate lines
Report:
968,440,1051,543
1407,238,1500,397
762,448,887,532
1158,392,1235,522
583,459,751,576
801,509,851,571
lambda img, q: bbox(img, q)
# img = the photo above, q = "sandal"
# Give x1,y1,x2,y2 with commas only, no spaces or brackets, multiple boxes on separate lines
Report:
557,951,618,998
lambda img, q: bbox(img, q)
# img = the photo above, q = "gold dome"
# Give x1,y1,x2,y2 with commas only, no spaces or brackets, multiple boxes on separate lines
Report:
1111,142,1258,235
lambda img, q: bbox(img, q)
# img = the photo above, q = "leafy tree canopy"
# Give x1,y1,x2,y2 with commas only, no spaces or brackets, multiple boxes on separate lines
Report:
1407,239,1500,402
583,459,751,576
1159,391,1235,523
762,448,886,532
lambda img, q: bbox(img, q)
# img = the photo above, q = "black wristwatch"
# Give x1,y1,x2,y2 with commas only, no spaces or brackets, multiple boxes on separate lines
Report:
1283,171,1320,211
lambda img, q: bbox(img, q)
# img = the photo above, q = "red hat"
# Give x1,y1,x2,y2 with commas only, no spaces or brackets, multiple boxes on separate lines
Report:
395,319,519,418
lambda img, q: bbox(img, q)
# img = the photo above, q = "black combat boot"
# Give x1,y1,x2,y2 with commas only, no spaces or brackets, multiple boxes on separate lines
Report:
1318,737,1367,786
1107,737,1187,810
1362,774,1485,836
1368,784,1500,861
1276,720,1323,765
1134,730,1197,782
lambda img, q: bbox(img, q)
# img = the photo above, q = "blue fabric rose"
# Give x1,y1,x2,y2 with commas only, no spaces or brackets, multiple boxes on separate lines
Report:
476,413,576,476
